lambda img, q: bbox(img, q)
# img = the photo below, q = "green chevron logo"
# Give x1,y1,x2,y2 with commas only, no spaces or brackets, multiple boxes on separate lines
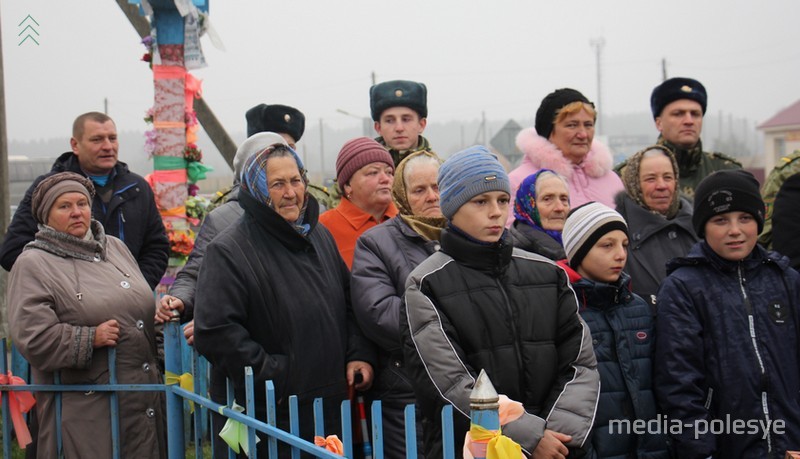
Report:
18,15,40,46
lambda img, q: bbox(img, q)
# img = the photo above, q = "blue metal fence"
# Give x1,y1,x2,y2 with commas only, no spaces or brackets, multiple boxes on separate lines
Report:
0,321,458,458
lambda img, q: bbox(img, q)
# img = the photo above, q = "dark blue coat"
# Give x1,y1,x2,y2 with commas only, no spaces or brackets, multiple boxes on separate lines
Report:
655,242,800,458
572,272,668,459
0,152,169,288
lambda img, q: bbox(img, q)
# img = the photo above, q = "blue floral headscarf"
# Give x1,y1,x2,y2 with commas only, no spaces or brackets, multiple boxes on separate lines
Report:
513,169,567,246
240,145,311,235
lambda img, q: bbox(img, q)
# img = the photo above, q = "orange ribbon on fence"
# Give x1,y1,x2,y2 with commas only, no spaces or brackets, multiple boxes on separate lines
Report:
0,372,36,448
314,435,344,456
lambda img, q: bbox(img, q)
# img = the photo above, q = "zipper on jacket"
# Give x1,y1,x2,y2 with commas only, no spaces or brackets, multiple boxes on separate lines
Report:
495,278,525,391
737,264,772,452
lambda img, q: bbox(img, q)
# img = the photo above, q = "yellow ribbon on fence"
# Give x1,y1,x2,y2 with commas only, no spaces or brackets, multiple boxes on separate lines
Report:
219,402,260,456
165,371,194,413
468,425,522,459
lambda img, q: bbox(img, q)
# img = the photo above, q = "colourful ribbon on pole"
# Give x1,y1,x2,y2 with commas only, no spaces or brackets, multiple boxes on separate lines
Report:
464,395,525,459
0,372,36,448
219,402,260,456
314,435,344,455
184,72,203,112
165,371,194,413
153,156,213,184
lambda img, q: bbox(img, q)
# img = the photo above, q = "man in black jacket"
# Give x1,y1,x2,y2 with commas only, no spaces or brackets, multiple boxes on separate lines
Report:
1,112,169,289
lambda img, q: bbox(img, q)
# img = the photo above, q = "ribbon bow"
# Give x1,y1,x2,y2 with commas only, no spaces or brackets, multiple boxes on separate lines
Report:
314,435,344,456
468,425,521,459
0,372,36,448
219,402,260,456
165,371,194,413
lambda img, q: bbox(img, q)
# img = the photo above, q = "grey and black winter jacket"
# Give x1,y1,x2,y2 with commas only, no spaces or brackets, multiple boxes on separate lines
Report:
402,228,599,458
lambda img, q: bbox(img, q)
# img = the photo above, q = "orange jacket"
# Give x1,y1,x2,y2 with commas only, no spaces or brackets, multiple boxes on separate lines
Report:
319,198,398,269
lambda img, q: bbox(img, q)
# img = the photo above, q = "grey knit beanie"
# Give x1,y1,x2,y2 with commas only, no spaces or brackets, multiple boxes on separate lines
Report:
438,145,510,220
562,202,628,270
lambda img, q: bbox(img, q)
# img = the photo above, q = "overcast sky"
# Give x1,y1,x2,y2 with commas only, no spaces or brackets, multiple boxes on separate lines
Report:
2,0,799,146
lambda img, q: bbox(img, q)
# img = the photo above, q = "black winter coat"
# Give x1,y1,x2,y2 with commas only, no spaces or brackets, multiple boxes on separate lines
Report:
402,229,599,458
0,152,169,288
572,272,668,459
508,220,566,261
655,242,800,458
194,190,376,424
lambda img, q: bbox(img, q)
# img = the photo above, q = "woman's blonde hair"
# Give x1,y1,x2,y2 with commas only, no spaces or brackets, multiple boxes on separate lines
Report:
554,101,597,125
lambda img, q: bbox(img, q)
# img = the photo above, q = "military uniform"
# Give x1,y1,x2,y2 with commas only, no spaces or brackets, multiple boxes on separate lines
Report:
375,134,434,167
759,149,800,248
615,137,741,199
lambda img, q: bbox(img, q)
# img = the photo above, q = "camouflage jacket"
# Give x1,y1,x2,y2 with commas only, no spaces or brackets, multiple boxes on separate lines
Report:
759,150,800,249
376,135,434,167
614,137,741,199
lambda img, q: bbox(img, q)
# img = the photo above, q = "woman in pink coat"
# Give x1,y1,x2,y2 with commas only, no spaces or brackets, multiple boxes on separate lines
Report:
508,88,623,226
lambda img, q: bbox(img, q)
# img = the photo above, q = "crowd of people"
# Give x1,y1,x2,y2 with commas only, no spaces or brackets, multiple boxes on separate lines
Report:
2,75,800,459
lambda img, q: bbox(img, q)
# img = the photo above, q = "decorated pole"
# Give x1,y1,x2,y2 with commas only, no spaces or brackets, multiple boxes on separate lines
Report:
468,370,500,459
130,0,213,290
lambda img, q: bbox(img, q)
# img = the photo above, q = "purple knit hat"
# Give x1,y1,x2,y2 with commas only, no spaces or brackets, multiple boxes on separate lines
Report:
335,137,394,186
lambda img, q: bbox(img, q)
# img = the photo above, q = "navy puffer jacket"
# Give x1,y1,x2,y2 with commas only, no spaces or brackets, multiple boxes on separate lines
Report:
655,242,800,458
572,272,669,459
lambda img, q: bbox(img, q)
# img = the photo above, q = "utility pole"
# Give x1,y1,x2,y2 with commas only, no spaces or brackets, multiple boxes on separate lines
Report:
319,118,325,178
0,2,9,337
371,71,377,86
590,37,605,135
104,97,109,115
661,58,668,82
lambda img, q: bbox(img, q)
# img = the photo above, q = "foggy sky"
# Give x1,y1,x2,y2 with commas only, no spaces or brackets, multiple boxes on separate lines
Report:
2,0,799,147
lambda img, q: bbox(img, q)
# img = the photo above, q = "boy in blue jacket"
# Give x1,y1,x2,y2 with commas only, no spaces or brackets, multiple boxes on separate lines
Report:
655,169,800,458
561,202,668,458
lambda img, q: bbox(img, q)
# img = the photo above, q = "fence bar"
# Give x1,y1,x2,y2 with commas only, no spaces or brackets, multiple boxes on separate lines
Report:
340,400,353,459
164,320,185,459
191,346,204,459
289,395,300,459
266,381,278,459
372,400,383,459
109,347,121,459
313,398,324,438
244,367,259,458
1,339,12,459
54,371,62,457
405,404,417,459
226,378,236,459
442,405,455,459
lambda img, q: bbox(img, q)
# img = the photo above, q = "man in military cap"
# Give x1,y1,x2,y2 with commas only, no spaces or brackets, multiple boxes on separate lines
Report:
759,149,800,249
242,103,335,209
370,80,435,165
616,77,741,198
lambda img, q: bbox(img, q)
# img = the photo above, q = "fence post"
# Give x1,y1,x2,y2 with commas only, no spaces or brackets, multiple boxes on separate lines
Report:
467,370,500,459
164,319,185,458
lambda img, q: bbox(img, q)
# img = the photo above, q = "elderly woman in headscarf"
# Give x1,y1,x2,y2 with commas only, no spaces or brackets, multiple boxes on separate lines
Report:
614,145,699,307
351,150,446,459
194,144,375,458
8,172,165,458
508,88,623,226
509,169,570,260
320,137,398,268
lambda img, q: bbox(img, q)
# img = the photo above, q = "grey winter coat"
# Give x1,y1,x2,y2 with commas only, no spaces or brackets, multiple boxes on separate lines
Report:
615,192,698,306
8,221,165,459
169,186,244,321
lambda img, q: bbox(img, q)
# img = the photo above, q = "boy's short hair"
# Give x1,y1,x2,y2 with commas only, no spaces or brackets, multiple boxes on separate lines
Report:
692,169,764,237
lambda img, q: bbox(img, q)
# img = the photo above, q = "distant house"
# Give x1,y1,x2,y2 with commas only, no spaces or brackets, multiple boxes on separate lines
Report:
759,99,800,172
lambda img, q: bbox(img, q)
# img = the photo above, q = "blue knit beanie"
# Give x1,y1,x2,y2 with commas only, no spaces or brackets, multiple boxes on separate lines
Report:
438,145,510,219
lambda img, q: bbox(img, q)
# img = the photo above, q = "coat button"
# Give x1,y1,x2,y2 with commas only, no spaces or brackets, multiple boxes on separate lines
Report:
142,363,151,372
146,408,155,418
136,320,144,330
393,360,402,368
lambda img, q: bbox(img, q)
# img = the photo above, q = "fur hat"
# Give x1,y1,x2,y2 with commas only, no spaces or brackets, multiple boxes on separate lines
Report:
438,145,510,220
650,77,707,119
535,88,592,139
562,202,628,270
370,80,428,121
692,169,764,237
245,104,305,141
335,137,394,186
32,172,95,224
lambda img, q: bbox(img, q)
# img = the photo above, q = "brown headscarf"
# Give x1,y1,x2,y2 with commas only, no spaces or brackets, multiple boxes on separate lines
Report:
391,150,447,241
622,145,681,219
31,172,95,225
